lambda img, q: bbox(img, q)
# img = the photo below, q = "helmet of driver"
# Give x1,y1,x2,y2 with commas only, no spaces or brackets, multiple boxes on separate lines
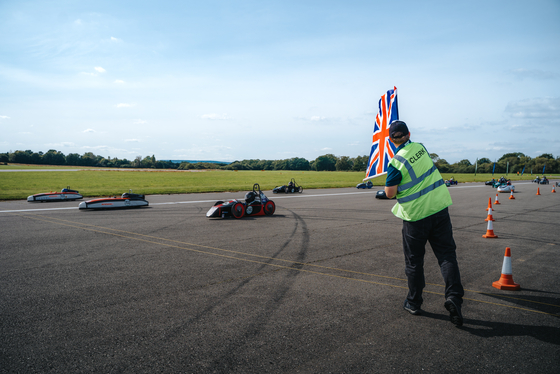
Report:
245,191,256,203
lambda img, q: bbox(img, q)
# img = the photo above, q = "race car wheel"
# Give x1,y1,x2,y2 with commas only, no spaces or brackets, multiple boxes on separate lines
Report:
231,202,245,219
264,201,275,216
284,186,288,193
298,187,303,193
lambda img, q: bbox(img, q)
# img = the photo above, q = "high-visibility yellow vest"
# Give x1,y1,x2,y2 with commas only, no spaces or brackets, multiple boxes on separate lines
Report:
389,142,452,221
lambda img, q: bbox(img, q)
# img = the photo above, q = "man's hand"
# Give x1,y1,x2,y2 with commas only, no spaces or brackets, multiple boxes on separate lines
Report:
385,185,398,199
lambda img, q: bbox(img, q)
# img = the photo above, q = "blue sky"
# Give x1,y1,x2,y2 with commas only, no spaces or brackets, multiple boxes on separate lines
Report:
1,0,559,163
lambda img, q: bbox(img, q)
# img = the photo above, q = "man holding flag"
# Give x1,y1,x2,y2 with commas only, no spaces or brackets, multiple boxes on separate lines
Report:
384,120,464,327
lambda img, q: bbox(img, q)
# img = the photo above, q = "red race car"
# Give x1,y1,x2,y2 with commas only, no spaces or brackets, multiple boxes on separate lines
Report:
206,183,276,219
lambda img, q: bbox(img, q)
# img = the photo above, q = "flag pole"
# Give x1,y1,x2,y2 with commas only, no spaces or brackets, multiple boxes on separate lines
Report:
474,158,478,176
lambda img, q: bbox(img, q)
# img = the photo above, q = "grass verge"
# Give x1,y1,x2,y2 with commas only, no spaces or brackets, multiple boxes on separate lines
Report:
0,165,555,201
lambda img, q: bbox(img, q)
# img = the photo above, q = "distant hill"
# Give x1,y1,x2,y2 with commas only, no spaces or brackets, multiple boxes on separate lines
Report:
164,160,231,165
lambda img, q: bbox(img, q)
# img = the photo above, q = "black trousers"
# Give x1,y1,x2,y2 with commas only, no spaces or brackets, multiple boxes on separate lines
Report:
402,207,464,308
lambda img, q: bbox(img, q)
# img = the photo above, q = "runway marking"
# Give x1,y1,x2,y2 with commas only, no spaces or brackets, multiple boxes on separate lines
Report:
0,191,377,213
11,212,560,317
0,207,78,213
0,182,531,213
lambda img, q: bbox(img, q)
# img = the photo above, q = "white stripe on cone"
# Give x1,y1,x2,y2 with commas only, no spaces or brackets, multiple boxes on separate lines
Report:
501,255,512,275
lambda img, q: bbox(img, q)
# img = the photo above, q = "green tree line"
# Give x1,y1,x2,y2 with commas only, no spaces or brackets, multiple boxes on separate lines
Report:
431,152,559,174
1,149,559,174
1,150,178,169
205,155,370,172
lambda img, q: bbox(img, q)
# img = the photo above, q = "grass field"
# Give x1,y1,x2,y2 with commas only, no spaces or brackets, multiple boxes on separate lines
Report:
0,168,368,200
0,163,556,200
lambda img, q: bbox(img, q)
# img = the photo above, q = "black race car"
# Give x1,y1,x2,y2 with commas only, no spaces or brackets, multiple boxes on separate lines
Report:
539,176,549,184
273,178,303,194
375,190,395,199
206,183,276,219
356,181,374,189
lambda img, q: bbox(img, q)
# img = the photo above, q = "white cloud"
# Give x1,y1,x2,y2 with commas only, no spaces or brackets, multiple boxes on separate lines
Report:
114,80,125,84
295,116,328,121
321,147,332,151
508,68,557,81
82,145,109,150
116,103,136,108
94,67,106,73
74,19,82,25
310,116,326,121
201,113,230,120
110,37,122,42
0,115,9,120
505,97,560,119
46,142,76,147
83,128,95,133
125,139,140,142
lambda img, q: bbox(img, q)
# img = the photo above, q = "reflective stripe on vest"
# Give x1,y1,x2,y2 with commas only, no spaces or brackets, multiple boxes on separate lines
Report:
389,142,452,221
397,178,445,204
393,154,439,193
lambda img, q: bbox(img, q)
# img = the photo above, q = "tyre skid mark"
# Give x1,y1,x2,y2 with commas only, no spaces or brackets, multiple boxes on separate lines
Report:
10,212,560,317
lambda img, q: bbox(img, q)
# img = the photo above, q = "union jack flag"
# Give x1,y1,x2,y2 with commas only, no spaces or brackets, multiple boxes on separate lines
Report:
364,86,399,181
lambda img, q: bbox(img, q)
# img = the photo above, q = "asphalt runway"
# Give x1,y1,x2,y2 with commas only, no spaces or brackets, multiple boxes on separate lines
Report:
1,181,559,373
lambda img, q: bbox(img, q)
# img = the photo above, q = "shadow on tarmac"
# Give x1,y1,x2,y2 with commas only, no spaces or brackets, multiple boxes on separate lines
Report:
420,311,560,345
481,289,560,316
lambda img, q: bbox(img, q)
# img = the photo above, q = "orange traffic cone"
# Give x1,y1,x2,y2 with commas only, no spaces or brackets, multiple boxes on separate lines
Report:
485,207,495,222
509,190,515,200
494,193,501,205
552,185,556,193
482,218,498,238
486,197,492,211
492,247,520,290
536,187,541,195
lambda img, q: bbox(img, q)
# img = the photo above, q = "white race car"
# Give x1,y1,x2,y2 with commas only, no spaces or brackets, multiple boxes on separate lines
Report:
27,187,83,202
79,192,149,210
497,184,515,193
